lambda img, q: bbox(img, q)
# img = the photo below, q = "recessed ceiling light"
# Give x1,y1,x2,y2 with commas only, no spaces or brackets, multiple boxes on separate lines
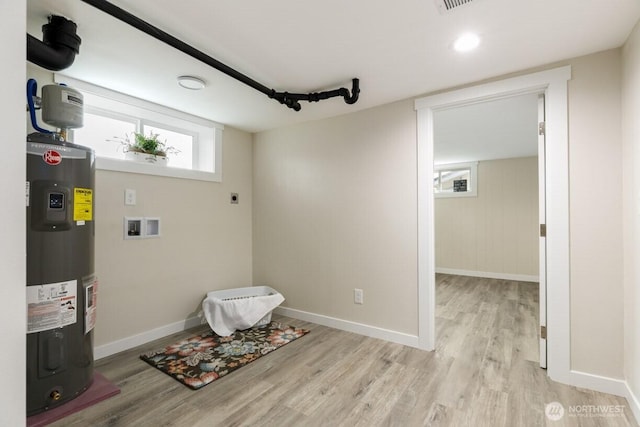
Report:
453,33,480,52
177,75,206,90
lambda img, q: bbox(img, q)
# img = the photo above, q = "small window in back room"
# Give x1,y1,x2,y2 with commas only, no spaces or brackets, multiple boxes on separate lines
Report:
433,161,478,198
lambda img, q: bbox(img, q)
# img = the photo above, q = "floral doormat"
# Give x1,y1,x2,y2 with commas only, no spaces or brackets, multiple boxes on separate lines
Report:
140,322,309,390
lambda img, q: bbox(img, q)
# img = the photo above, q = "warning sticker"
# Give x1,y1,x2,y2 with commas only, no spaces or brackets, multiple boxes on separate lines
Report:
27,280,77,334
74,188,93,221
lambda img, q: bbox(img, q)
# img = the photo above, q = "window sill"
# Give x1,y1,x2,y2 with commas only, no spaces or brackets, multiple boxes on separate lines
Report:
96,157,221,182
435,191,477,199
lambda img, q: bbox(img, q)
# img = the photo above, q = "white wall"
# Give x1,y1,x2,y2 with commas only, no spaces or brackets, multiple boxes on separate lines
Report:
435,157,538,278
567,49,624,378
622,18,640,413
253,49,626,380
253,100,419,335
94,125,253,347
1,0,26,424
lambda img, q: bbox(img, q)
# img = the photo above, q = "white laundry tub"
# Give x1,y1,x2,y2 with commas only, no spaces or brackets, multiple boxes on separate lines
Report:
202,286,284,336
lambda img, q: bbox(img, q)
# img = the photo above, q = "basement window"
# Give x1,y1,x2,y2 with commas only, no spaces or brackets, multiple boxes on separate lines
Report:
56,75,223,182
434,161,478,198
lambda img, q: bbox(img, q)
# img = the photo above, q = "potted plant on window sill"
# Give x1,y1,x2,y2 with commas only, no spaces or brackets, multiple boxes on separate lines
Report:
112,132,179,165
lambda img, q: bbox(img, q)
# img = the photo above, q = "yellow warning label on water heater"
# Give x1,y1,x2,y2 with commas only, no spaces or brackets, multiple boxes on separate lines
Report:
74,188,93,221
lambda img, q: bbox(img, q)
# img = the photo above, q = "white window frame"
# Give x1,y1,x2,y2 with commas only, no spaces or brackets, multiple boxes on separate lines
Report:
433,161,478,198
54,74,223,183
141,119,199,170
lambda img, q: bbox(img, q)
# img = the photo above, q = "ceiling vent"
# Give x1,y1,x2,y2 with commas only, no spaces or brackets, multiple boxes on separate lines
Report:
435,0,476,14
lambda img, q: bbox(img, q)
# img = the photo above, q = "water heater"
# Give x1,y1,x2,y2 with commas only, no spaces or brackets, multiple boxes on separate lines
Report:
26,81,96,415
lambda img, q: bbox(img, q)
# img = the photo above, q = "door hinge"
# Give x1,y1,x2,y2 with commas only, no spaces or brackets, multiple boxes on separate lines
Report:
541,326,547,340
540,224,546,237
539,121,546,136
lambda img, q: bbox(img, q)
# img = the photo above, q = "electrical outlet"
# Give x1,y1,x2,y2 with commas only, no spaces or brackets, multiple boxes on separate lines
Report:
354,288,364,305
125,189,136,206
230,193,239,204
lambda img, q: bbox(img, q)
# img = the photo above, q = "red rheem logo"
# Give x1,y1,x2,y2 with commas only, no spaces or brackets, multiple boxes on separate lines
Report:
43,150,62,165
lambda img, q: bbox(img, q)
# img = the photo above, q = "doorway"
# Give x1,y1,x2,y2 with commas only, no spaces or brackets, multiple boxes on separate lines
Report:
432,92,543,367
415,66,571,382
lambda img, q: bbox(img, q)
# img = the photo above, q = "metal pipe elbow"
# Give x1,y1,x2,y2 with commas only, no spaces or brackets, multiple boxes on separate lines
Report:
343,78,360,105
27,16,81,71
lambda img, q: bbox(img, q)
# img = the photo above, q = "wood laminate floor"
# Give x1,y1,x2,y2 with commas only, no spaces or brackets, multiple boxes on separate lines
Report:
49,274,638,426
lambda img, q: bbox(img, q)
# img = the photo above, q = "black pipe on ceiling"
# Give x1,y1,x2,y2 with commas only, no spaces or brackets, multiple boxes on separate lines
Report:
80,0,360,111
27,15,82,71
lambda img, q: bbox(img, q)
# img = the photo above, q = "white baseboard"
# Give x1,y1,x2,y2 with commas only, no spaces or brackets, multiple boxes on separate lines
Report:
274,306,420,349
94,316,202,360
624,381,640,425
550,369,640,423
94,306,421,360
579,372,640,425
561,370,629,397
435,267,539,283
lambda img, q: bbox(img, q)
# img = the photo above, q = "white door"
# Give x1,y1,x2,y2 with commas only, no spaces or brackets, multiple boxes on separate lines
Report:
538,94,547,369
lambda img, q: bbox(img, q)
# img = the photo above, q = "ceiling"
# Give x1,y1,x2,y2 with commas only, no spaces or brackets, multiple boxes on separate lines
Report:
26,0,640,133
434,93,539,164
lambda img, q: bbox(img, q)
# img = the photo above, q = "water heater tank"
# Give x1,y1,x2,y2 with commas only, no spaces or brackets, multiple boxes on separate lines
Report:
26,132,96,416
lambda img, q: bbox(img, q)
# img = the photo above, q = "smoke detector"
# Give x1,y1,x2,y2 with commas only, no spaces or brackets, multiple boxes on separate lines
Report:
177,75,206,90
435,0,476,14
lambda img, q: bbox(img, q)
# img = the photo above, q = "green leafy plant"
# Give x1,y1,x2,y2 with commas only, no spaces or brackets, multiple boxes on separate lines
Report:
111,132,179,157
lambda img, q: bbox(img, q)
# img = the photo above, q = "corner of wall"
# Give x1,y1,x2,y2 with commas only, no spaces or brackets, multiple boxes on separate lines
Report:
4,1,27,423
621,15,640,420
